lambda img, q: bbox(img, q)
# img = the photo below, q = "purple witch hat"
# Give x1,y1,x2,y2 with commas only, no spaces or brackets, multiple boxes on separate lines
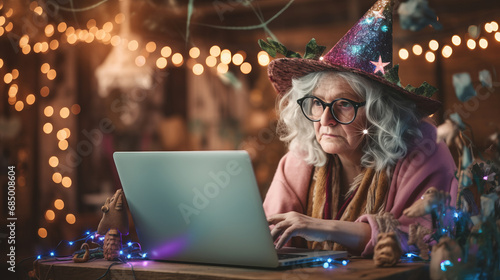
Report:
267,0,441,115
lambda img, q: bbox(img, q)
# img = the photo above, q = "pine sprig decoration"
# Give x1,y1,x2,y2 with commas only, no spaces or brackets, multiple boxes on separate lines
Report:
258,38,325,59
384,65,438,98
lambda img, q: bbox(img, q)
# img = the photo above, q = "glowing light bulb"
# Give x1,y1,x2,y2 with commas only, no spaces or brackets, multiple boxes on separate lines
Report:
45,210,55,221
425,51,435,63
66,214,76,224
40,86,50,97
26,94,36,105
189,47,200,58
362,129,368,134
451,35,461,46
192,63,204,75
146,41,157,53
442,45,453,58
161,46,172,57
172,53,183,66
210,45,221,57
429,40,439,51
217,63,228,74
127,40,138,51
258,51,270,66
398,48,409,60
220,49,232,64
467,39,476,50
62,177,72,188
232,53,244,65
43,123,53,134
205,56,217,67
38,228,47,238
240,62,252,74
412,44,423,56
479,38,488,49
156,57,167,69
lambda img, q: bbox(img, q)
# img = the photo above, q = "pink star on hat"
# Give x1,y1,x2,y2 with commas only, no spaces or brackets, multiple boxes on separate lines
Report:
370,55,390,74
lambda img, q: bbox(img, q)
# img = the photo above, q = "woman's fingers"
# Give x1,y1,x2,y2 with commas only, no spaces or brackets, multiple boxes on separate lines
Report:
267,213,286,225
275,227,296,249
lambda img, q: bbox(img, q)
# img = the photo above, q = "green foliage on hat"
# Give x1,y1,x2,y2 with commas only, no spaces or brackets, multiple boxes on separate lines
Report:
258,38,325,59
385,65,438,98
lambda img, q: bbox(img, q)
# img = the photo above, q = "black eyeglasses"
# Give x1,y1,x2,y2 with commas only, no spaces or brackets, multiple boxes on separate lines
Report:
297,96,366,124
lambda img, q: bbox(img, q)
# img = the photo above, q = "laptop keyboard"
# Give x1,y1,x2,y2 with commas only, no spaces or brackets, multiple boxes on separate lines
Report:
278,253,308,260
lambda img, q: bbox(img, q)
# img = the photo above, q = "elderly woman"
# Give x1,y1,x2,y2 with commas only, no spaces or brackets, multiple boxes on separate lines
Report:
263,0,458,256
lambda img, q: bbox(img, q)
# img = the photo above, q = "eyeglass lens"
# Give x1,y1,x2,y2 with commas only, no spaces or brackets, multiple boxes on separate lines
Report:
301,97,356,123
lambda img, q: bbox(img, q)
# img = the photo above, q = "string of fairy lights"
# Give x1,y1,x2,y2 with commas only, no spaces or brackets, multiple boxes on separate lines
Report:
2,1,499,244
0,1,272,242
397,21,500,62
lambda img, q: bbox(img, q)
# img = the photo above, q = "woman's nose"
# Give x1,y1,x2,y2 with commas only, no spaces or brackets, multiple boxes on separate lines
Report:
319,106,338,126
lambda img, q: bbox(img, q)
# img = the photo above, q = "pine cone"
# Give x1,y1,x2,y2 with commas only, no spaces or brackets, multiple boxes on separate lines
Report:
103,229,122,260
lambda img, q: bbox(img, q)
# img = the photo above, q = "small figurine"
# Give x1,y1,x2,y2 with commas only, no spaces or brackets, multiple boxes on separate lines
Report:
403,187,450,218
429,236,463,280
373,212,402,267
408,223,432,260
97,189,129,260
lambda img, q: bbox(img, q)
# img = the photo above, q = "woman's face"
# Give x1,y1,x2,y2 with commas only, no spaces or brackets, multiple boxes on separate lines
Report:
312,73,367,160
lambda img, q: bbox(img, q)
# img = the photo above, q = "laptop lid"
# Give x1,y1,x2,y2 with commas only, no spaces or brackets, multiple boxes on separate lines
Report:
114,151,347,268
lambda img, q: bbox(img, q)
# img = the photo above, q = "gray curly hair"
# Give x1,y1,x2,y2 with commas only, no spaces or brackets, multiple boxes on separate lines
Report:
277,71,423,171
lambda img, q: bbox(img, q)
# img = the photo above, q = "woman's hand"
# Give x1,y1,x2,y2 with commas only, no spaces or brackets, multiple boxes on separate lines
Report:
267,211,334,249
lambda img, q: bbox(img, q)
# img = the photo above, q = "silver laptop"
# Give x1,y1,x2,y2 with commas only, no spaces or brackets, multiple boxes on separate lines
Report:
113,151,347,268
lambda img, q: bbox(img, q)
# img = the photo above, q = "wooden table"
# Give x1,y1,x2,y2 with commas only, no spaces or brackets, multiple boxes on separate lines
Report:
37,258,429,280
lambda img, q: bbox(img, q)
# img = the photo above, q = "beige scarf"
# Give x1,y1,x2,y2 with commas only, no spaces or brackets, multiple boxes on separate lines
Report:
306,155,390,251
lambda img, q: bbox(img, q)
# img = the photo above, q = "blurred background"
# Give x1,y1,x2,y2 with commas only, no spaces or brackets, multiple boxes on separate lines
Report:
0,0,499,265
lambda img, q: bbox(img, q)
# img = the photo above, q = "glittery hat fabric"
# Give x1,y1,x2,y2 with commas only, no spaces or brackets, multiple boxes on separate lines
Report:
267,0,441,115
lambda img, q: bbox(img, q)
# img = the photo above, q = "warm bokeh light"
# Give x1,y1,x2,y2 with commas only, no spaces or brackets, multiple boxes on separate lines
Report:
11,69,19,79
87,19,96,29
485,23,493,33
15,101,24,111
442,45,453,58
0,58,3,68
38,228,47,238
57,129,68,141
412,44,423,55
146,41,157,53
60,107,70,118
62,177,72,188
45,210,55,221
479,38,488,49
128,40,139,51
425,51,435,63
103,22,113,33
33,42,43,53
220,49,232,64
240,62,252,74
232,53,244,65
67,34,77,44
26,94,36,105
54,199,64,210
467,39,476,50
4,73,13,83
66,26,75,36
63,128,71,138
95,30,105,40
110,35,121,46
52,172,62,183
44,106,54,117
49,156,59,167
8,84,17,97
135,55,146,67
57,22,67,33
50,39,59,50
45,24,54,37
210,45,221,57
47,69,57,80
41,63,50,73
5,8,13,17
161,46,172,57
491,21,499,32
43,123,53,134
496,32,500,42
8,97,16,105
41,41,49,51
452,35,461,46
71,104,81,115
5,22,12,32
257,51,270,66
429,40,439,51
189,47,200,59
0,16,5,26
58,140,69,150
156,57,167,69
40,86,50,97
217,63,229,74
19,35,29,47
22,45,31,54
66,214,76,224
192,63,204,75
115,13,125,24
206,56,217,67
172,53,183,66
